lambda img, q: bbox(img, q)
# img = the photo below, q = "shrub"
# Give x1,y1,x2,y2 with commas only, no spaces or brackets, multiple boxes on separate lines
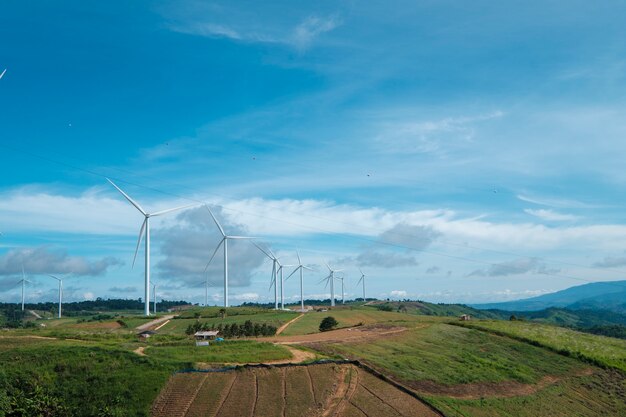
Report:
319,316,338,332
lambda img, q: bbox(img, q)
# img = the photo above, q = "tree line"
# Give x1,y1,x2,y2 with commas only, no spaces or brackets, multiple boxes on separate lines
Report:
185,320,277,338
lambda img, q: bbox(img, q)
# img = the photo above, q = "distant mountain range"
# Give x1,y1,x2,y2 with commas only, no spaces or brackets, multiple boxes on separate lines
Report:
472,280,626,313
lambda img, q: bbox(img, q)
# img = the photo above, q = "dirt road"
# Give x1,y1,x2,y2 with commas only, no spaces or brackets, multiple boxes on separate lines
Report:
136,315,176,331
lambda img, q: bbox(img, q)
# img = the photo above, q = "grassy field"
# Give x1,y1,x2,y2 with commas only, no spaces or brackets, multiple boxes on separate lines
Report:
0,337,178,416
458,320,626,372
280,308,422,336
146,340,291,364
315,322,582,386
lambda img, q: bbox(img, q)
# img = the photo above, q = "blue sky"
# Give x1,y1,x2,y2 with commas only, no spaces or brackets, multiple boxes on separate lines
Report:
2,1,626,305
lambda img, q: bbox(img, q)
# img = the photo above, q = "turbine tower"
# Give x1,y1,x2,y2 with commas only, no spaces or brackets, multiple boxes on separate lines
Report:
321,263,343,307
19,266,30,311
107,178,194,316
253,243,280,310
276,260,295,310
357,268,366,301
152,282,157,315
205,206,255,308
48,275,63,318
286,250,313,312
335,275,346,304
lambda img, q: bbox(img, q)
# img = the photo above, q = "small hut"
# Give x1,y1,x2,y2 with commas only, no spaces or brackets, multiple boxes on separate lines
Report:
138,330,156,340
194,330,219,340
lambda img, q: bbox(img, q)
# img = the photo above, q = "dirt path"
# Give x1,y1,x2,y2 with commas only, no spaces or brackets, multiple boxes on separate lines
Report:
264,325,408,345
136,315,175,331
207,345,316,367
275,314,304,335
28,310,42,319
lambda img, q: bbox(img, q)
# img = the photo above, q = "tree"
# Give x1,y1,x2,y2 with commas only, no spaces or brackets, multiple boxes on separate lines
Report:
319,316,338,332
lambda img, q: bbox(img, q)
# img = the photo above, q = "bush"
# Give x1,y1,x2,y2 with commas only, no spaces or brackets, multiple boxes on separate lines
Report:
319,316,338,332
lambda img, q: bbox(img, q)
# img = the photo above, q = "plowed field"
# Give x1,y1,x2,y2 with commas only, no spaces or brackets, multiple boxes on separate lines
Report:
151,363,440,417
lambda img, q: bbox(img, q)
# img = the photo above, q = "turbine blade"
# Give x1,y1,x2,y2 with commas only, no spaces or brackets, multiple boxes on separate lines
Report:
357,277,363,285
318,275,331,284
204,238,225,271
253,242,273,260
151,203,197,217
106,178,147,215
48,274,61,281
205,206,226,237
132,219,147,268
296,250,302,265
325,262,332,272
0,69,6,79
285,267,299,281
227,236,256,239
303,265,314,271
359,268,364,275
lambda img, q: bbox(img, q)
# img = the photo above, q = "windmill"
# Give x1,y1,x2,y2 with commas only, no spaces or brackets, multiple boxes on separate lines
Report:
204,206,255,308
286,250,313,312
19,266,30,311
107,178,195,316
253,242,280,310
357,268,366,301
152,282,157,315
48,275,63,318
320,263,343,307
335,275,346,304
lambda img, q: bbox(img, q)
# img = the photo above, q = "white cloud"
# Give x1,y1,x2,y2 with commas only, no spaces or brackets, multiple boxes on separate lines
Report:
292,15,341,50
469,258,559,278
524,209,579,222
83,292,95,300
389,290,407,298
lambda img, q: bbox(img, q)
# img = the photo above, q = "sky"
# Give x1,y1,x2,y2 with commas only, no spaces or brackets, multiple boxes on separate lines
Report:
2,1,626,306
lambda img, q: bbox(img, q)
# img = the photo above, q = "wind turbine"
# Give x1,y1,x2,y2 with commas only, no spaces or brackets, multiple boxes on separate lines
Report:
19,266,30,311
335,274,346,304
48,275,63,318
286,251,313,312
152,282,157,315
107,178,194,316
320,263,343,307
357,268,366,301
253,243,280,310
204,206,255,308
276,260,295,310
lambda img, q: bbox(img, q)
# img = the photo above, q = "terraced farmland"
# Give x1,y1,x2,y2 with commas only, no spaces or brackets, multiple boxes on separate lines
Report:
151,363,441,417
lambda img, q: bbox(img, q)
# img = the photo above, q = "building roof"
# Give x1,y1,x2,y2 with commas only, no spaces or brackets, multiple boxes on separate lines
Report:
194,330,219,337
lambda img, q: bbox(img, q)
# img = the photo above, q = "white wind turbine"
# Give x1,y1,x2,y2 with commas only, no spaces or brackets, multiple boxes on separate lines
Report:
107,178,194,316
19,266,30,311
205,206,255,308
253,243,280,310
152,282,157,315
357,268,366,301
286,251,313,312
276,260,295,310
48,275,63,318
335,274,346,304
320,263,343,307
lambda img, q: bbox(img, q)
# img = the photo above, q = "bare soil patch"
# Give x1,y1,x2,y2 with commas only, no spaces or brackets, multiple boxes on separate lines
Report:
276,314,304,335
264,324,408,345
151,363,441,417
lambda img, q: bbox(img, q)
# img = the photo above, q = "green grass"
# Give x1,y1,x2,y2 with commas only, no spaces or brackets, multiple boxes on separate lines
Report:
458,320,626,372
426,370,626,417
0,338,178,416
317,322,582,386
145,340,291,364
280,308,421,336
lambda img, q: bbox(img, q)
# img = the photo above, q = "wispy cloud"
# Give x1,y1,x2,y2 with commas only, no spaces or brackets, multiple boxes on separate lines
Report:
167,13,341,51
524,208,580,222
592,254,626,268
468,258,560,278
517,194,598,209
